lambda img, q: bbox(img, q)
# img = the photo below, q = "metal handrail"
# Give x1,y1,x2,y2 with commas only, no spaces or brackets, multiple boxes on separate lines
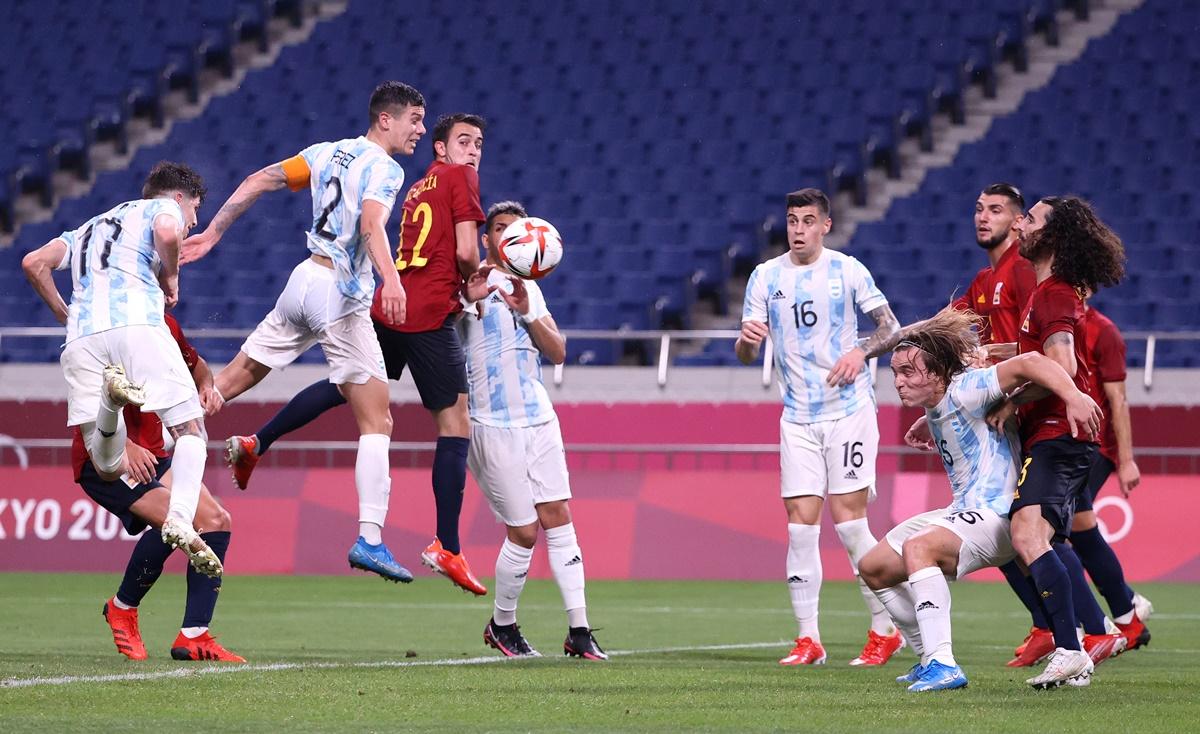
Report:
3,326,1199,390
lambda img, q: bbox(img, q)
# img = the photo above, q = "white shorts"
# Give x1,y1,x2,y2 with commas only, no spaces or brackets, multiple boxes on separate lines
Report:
241,259,386,385
884,507,1017,579
780,405,879,499
62,323,202,428
468,417,572,527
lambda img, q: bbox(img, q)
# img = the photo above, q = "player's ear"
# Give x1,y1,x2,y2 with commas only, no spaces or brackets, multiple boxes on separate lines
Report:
433,140,446,159
822,216,832,234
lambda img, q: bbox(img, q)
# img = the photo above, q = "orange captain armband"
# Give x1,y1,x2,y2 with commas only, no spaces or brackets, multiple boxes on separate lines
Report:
280,154,311,191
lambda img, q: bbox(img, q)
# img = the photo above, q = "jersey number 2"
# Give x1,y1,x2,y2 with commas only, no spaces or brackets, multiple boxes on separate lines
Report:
395,202,433,270
314,177,343,241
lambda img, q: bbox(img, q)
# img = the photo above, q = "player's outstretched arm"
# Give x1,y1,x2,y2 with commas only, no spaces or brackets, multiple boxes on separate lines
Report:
192,355,224,416
496,277,566,364
827,303,901,386
181,163,291,264
21,239,69,325
735,320,768,365
996,351,1101,440
1103,380,1140,495
361,199,406,326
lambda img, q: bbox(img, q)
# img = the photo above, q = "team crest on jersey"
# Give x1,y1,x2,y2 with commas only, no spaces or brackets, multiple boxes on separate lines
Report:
828,278,843,299
992,281,1004,305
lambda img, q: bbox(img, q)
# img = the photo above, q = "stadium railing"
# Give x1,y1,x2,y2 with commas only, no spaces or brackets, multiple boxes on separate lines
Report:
2,327,1198,389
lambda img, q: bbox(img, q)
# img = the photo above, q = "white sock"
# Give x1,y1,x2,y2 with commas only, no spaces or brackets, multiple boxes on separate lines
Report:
494,539,534,626
910,565,956,667
787,523,822,642
111,596,136,610
835,518,894,635
166,434,205,524
1114,610,1134,625
180,626,208,639
86,411,127,475
875,584,925,661
355,434,391,536
546,523,588,629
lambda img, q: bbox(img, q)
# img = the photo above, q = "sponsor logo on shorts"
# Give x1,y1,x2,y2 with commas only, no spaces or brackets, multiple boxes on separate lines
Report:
844,469,858,480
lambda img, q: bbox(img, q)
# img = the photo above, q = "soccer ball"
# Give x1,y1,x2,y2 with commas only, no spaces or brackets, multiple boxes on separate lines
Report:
498,217,563,280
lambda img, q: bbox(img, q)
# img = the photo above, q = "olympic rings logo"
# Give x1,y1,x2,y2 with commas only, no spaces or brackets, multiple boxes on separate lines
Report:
1094,496,1134,543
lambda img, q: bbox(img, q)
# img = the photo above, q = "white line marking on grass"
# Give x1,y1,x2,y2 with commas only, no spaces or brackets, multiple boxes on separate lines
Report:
0,640,788,690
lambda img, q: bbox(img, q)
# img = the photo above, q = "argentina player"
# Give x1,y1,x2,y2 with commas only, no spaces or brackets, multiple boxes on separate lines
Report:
736,188,904,667
858,306,1102,691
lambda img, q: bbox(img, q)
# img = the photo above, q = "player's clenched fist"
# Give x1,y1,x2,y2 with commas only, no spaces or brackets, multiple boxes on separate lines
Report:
740,320,768,345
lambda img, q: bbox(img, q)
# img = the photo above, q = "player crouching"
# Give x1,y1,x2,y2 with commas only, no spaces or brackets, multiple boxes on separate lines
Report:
859,307,1102,690
78,316,244,662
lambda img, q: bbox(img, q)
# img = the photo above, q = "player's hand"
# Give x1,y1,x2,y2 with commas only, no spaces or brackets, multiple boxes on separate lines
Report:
1064,391,1102,442
125,442,158,485
1117,459,1141,497
199,385,224,416
180,230,218,264
378,279,406,325
160,274,179,309
740,320,768,346
497,276,530,316
904,415,935,451
827,347,866,387
985,398,1018,433
464,265,499,303
968,346,990,369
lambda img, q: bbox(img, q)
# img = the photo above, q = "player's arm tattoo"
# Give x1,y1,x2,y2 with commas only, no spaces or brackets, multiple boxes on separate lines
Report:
858,304,902,358
208,163,289,236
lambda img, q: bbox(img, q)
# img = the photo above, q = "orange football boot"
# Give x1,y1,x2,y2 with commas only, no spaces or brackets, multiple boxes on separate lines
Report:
170,631,246,662
102,598,147,660
421,538,488,596
1115,614,1151,651
850,629,906,666
1083,632,1128,665
1006,626,1055,667
225,435,260,490
779,637,827,665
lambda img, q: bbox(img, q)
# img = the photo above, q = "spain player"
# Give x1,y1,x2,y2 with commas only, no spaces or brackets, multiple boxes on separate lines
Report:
986,195,1127,688
22,162,219,574
78,314,243,662
1073,301,1152,647
470,202,605,660
215,112,495,596
180,81,425,583
736,188,905,667
860,306,1101,691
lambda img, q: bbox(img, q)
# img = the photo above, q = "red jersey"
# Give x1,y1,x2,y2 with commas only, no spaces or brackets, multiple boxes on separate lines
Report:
1016,276,1095,451
952,244,1037,345
1082,306,1127,463
372,161,485,333
71,314,199,480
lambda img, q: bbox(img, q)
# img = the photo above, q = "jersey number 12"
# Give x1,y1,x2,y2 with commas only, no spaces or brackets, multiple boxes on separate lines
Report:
395,202,433,270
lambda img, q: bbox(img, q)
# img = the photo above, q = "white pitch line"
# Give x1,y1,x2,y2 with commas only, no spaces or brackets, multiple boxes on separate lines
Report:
0,640,788,690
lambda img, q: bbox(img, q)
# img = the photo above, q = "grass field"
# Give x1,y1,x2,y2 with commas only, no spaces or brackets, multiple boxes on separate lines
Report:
2,573,1198,732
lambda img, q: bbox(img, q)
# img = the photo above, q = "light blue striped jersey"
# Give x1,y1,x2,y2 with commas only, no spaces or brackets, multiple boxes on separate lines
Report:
461,270,556,428
742,249,888,424
926,366,1020,516
54,198,184,343
298,137,404,318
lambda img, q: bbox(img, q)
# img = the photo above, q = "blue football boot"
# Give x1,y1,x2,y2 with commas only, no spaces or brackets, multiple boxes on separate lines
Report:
896,662,925,684
348,537,414,583
907,660,968,692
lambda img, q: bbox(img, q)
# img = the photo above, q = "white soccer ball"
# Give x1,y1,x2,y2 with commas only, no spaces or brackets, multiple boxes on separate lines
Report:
498,216,563,280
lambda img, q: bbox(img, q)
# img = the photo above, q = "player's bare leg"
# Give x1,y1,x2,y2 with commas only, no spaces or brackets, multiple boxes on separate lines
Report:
780,495,827,665
421,395,487,595
341,378,412,583
214,352,273,403
859,543,924,681
899,528,968,691
829,488,903,666
161,418,220,577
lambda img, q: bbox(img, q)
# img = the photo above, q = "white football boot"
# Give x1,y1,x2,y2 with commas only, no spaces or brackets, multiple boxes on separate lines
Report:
161,518,223,578
1026,648,1094,689
102,364,146,408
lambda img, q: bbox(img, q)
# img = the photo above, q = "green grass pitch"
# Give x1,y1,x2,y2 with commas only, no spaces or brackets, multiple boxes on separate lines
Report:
2,573,1198,732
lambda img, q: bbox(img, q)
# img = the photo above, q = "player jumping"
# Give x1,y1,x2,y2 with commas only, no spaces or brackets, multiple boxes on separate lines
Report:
859,306,1101,691
180,81,425,583
736,188,905,667
471,201,605,660
22,162,219,574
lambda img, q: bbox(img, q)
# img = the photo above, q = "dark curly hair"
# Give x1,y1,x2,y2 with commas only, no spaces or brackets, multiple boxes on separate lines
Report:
1021,196,1126,294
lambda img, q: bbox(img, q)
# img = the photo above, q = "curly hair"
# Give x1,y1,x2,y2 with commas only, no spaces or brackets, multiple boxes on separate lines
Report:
1022,196,1126,294
896,305,983,387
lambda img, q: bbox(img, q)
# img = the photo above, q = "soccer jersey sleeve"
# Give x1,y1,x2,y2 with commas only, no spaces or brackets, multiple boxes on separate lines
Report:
450,165,486,224
145,199,185,232
849,257,888,314
952,367,1005,419
54,217,98,270
742,265,768,323
361,159,404,210
1034,284,1084,342
1009,256,1038,315
164,314,200,370
1092,317,1127,384
953,269,986,313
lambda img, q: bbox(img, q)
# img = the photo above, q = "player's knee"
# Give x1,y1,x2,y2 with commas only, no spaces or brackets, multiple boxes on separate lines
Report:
195,500,232,533
536,500,571,529
857,550,887,588
507,524,538,548
1071,510,1095,533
